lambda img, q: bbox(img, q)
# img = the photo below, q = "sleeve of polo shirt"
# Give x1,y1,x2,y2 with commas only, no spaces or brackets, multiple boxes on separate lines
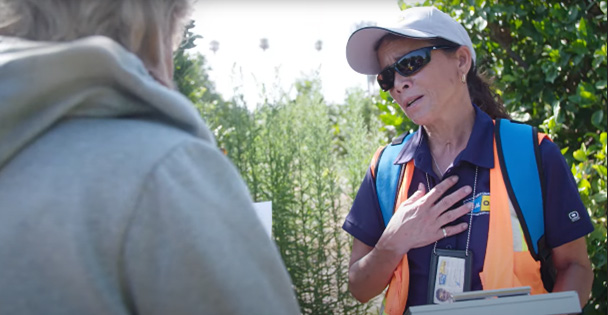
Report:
541,139,594,249
342,168,386,247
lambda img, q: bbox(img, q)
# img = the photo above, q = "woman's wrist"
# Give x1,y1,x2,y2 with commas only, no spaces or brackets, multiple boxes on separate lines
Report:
375,237,410,261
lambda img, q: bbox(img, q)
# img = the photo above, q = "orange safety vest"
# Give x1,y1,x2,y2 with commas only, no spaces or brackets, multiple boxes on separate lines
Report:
376,134,549,315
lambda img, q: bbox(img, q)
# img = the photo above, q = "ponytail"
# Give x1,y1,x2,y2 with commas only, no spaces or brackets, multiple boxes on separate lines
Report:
466,68,510,119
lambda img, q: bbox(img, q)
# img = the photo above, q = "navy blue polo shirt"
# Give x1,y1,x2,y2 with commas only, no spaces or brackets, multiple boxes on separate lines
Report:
343,104,593,308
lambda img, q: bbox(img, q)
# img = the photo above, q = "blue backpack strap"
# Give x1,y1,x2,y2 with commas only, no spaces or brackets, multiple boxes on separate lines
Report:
496,119,555,291
495,119,546,259
496,118,555,291
375,132,415,227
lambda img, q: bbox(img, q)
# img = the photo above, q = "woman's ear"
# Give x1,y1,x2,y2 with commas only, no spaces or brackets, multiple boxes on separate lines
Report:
455,45,473,75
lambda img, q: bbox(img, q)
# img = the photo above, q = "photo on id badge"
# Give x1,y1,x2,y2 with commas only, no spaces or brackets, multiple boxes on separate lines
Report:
428,249,472,304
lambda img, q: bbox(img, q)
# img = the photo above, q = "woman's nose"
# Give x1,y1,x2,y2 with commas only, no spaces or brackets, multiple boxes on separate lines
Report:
392,74,411,93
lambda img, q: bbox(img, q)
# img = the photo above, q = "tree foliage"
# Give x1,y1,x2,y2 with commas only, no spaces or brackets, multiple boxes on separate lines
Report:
173,21,221,103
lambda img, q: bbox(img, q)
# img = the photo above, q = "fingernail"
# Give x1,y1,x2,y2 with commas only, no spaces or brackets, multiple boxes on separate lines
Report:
452,175,459,182
465,186,472,193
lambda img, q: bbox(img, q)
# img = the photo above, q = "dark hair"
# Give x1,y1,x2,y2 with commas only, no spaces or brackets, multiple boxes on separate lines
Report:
376,34,510,119
465,64,510,119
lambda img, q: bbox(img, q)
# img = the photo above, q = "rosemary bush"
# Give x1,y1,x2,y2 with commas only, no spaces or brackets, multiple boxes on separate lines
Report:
196,77,382,314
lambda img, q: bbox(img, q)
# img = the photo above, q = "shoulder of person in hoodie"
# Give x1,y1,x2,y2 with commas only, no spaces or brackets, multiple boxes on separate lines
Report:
48,115,221,180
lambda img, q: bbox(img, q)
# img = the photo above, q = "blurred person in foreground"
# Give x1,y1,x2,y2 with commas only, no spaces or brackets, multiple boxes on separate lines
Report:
342,6,593,314
0,1,300,314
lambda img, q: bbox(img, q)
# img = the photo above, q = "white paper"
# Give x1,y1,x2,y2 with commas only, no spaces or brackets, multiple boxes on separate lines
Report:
253,201,272,237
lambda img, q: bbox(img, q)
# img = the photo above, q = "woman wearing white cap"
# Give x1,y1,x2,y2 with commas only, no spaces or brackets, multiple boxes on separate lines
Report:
342,6,593,314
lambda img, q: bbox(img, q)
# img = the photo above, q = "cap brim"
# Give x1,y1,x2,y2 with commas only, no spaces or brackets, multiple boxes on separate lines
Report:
346,26,437,75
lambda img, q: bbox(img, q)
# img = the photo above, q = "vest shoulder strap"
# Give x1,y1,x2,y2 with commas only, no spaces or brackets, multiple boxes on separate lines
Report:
374,131,415,227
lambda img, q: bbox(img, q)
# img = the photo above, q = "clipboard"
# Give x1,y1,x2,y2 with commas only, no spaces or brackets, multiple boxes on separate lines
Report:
405,289,581,315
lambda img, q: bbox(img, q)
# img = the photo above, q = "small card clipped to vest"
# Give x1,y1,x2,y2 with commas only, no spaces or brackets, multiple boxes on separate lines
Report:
428,249,473,304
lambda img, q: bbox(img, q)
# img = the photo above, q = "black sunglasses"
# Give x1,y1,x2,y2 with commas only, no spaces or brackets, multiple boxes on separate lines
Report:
377,45,457,91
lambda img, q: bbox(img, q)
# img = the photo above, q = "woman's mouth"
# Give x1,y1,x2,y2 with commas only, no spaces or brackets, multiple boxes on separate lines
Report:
406,96,423,107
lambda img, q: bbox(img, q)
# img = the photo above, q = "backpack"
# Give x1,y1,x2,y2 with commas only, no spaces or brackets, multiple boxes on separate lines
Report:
373,118,556,292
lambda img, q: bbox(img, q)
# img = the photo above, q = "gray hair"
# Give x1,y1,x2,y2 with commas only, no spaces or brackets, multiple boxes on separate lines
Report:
0,0,193,65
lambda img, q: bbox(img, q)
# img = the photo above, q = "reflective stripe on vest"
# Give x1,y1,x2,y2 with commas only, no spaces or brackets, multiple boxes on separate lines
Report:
377,135,548,315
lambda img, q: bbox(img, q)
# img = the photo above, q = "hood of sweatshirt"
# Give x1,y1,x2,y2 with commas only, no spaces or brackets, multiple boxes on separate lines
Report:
0,35,214,168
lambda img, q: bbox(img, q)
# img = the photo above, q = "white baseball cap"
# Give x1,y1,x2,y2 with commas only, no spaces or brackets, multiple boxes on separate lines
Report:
346,6,475,75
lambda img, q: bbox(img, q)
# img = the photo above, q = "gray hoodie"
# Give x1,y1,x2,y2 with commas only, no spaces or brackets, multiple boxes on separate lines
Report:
0,35,300,315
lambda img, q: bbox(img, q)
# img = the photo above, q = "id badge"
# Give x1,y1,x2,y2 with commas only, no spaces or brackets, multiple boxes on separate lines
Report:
427,249,472,304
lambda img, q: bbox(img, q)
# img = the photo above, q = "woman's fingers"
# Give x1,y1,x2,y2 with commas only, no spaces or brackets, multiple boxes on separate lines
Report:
433,185,472,214
437,202,473,228
440,222,469,239
388,176,475,250
422,175,459,205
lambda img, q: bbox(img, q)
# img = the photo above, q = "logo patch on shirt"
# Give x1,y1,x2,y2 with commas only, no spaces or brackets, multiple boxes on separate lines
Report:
465,193,490,214
568,211,580,222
